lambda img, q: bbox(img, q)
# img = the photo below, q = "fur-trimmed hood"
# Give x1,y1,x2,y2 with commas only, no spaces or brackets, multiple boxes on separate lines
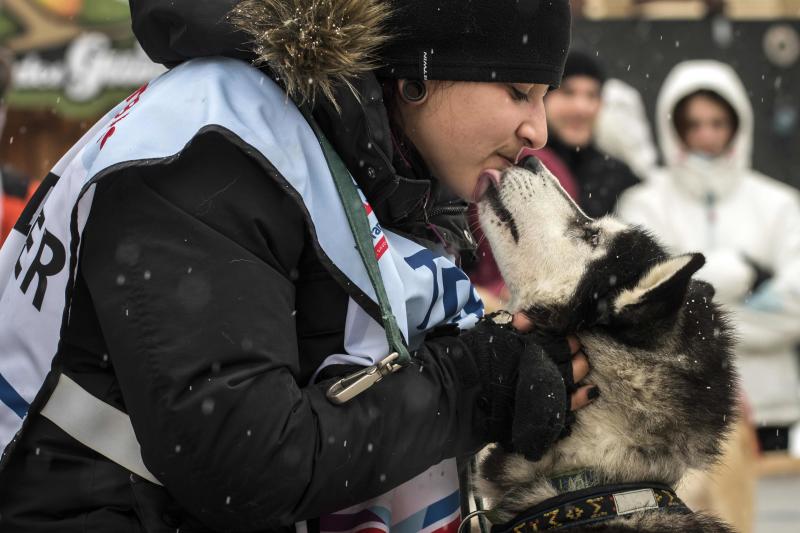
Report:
132,0,393,106
130,1,396,163
228,0,392,107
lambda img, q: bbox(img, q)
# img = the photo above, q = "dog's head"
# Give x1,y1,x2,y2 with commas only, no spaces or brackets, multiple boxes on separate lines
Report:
477,156,705,342
475,156,737,507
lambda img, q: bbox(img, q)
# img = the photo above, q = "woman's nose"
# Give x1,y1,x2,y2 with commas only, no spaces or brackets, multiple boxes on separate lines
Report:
517,106,548,150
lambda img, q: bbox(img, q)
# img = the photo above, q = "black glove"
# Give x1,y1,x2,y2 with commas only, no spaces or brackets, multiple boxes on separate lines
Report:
512,339,573,459
459,312,572,461
528,332,578,441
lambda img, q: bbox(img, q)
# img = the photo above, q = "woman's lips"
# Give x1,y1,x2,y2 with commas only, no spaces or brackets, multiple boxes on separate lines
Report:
472,168,503,202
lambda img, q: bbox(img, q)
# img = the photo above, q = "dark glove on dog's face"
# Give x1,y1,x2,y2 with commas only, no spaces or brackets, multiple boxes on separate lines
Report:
459,312,572,461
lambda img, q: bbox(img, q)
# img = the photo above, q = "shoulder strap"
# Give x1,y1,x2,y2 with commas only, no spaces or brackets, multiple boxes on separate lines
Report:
302,112,412,403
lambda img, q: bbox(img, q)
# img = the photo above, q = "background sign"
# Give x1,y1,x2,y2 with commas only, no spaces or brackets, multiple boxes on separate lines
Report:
0,0,164,117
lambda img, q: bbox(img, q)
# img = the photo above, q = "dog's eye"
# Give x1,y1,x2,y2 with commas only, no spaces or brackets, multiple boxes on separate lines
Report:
588,229,601,248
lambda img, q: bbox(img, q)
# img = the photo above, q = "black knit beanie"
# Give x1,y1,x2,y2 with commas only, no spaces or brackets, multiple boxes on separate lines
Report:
562,50,606,84
378,0,571,88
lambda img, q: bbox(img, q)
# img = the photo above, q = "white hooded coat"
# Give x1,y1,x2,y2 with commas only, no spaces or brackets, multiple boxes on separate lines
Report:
618,60,800,426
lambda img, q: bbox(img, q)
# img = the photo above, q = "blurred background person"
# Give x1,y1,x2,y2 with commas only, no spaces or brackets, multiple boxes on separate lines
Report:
618,60,800,453
543,50,641,218
618,59,800,531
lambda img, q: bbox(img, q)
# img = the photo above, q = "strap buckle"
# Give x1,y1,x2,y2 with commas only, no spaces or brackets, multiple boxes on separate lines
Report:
326,352,402,404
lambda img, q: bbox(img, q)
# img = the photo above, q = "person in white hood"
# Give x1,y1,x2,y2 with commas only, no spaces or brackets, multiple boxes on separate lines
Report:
618,60,800,454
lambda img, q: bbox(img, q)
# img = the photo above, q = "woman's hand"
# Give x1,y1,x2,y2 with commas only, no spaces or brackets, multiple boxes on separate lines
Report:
512,312,596,411
459,310,597,460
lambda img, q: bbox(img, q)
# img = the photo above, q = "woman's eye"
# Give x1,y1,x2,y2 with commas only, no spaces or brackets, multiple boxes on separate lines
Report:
510,86,529,102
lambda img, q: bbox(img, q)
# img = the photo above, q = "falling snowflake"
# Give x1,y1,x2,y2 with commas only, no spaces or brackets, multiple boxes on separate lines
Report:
201,398,215,415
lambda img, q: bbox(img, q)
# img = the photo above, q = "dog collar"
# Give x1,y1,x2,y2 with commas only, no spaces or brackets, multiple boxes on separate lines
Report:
490,482,690,532
548,469,599,493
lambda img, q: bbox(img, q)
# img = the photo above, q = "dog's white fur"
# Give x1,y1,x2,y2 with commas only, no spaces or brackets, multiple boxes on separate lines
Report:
477,167,628,313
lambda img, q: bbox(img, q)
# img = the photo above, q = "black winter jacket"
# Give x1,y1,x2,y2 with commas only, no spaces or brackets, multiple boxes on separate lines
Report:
547,134,641,218
0,129,487,532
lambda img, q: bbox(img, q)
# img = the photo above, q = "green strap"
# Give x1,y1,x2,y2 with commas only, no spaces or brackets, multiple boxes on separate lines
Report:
303,113,411,367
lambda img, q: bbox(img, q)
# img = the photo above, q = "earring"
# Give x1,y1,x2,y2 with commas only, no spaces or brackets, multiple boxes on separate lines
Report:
401,80,427,102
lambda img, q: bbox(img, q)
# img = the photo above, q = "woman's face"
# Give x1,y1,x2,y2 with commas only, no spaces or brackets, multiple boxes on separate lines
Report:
395,81,549,202
544,75,603,148
679,94,735,157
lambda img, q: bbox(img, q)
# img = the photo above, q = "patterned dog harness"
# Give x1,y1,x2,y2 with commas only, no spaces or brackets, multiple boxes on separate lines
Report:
490,482,691,532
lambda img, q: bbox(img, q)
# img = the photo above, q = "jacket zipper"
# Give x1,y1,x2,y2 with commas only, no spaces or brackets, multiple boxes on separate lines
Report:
428,205,467,218
705,192,716,248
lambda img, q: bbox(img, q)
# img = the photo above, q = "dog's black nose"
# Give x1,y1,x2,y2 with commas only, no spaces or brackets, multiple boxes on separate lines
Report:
519,154,543,173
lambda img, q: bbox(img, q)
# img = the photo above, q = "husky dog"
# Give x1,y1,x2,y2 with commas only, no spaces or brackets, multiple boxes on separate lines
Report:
474,154,737,532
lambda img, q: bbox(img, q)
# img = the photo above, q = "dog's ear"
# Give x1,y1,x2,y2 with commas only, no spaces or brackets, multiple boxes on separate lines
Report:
606,253,706,325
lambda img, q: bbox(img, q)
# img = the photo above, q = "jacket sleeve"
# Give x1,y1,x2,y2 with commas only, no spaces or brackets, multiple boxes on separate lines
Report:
733,192,800,353
615,182,670,233
80,131,486,531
